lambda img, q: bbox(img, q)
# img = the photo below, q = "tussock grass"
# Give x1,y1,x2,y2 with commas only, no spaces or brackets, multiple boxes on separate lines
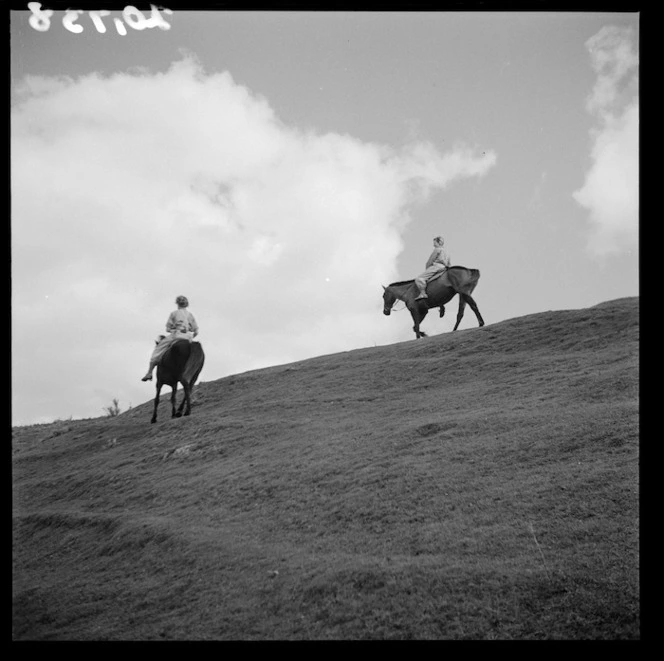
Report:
13,298,639,639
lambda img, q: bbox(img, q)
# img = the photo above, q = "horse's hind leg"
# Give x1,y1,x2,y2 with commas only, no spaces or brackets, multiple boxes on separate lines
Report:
151,383,162,424
453,296,467,331
184,383,192,416
177,382,191,417
171,386,178,418
463,293,485,327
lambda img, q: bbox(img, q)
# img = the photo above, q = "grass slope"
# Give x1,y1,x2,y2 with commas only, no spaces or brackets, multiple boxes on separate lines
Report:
12,297,639,640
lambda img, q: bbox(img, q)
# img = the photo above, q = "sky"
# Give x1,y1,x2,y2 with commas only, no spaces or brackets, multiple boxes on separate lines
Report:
10,6,639,426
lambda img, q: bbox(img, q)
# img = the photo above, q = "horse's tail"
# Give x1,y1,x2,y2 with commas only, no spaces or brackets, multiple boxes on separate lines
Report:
446,266,480,295
183,342,205,384
465,269,480,294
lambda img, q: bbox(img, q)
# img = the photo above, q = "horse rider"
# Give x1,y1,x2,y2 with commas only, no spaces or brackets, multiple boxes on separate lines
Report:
141,295,199,381
414,235,451,300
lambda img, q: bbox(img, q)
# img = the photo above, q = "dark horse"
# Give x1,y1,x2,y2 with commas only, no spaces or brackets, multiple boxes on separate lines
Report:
151,339,205,424
383,266,485,339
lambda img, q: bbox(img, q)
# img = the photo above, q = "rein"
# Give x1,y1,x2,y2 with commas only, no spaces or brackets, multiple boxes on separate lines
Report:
385,285,412,313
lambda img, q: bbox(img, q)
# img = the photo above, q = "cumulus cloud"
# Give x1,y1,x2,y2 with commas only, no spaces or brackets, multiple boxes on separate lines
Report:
11,56,496,424
573,26,639,256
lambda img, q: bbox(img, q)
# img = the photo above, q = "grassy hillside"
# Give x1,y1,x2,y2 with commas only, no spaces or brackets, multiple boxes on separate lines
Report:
12,297,639,640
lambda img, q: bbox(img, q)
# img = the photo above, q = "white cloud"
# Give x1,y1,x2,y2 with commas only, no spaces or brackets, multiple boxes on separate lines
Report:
573,26,639,256
11,56,497,424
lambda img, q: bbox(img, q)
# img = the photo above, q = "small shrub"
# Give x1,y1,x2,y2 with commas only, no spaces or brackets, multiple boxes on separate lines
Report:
104,398,122,417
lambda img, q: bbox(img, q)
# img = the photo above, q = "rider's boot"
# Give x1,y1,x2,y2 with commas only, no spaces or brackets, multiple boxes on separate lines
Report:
415,284,428,300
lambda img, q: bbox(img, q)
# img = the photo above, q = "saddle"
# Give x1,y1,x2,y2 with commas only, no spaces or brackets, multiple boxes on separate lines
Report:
428,268,448,285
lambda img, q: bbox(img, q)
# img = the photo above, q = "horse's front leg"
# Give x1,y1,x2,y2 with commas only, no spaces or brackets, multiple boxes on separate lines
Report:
410,305,428,339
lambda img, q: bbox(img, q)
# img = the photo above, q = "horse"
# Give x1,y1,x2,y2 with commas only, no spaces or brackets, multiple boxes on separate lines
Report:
382,266,485,338
150,339,205,424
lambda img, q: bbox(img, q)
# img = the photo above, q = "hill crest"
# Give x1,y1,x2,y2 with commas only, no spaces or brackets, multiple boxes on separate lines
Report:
12,297,639,640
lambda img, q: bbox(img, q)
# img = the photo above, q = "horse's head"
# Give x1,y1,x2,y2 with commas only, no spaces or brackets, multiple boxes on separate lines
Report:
382,285,396,315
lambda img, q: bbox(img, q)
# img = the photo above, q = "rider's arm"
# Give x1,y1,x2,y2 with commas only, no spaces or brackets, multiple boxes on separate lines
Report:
165,311,178,333
189,312,199,337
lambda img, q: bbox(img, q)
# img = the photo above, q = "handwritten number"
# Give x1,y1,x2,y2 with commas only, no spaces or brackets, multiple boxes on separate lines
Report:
27,2,52,32
114,18,128,36
149,5,172,31
62,9,84,33
89,10,111,34
27,4,173,33
122,6,148,31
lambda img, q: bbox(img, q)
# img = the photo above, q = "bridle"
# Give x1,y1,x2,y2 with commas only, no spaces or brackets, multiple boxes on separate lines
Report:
383,294,407,314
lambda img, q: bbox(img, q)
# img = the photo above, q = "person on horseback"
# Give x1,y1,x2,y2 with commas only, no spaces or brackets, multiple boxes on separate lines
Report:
141,295,199,382
415,236,450,300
